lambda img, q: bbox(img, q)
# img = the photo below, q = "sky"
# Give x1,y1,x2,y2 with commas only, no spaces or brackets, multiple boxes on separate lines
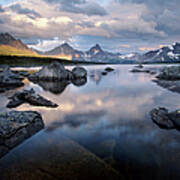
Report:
0,0,179,53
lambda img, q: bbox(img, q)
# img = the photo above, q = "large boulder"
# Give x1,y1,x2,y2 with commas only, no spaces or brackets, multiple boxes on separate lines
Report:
29,62,73,81
7,88,58,108
72,67,87,79
0,111,44,158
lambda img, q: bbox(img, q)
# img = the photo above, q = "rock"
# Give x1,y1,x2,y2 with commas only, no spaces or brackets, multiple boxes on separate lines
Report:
0,111,44,158
150,107,180,130
169,110,180,129
29,62,72,81
7,88,58,108
101,71,108,76
0,66,24,92
156,66,180,80
105,67,114,72
130,69,151,73
72,67,87,79
150,107,174,129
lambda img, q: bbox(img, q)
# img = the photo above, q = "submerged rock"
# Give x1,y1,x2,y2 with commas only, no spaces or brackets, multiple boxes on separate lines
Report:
0,66,24,92
29,62,72,81
7,88,58,108
0,111,44,158
150,107,180,130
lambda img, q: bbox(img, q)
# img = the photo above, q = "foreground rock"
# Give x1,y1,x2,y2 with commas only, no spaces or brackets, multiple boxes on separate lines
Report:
150,107,180,130
0,111,44,158
7,88,58,108
156,66,180,80
0,66,24,92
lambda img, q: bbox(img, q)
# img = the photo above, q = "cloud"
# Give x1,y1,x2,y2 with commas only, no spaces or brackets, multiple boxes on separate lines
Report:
44,0,108,16
9,3,41,18
0,0,179,52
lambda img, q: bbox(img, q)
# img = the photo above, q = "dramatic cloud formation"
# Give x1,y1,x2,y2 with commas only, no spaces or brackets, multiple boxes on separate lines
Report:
0,0,179,52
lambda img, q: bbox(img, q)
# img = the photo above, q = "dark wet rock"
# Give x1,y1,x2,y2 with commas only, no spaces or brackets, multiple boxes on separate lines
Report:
72,77,87,87
34,81,70,94
150,107,174,129
153,79,180,94
102,71,108,76
0,66,24,92
72,67,87,79
131,68,151,73
0,111,44,158
7,88,58,108
156,66,180,80
150,107,180,130
105,67,114,72
29,61,73,81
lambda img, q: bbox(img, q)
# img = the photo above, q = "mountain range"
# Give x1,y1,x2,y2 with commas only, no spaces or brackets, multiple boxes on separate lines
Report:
0,33,180,63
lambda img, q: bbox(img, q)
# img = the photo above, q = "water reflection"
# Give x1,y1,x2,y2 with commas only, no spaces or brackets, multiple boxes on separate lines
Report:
32,80,70,94
0,65,180,179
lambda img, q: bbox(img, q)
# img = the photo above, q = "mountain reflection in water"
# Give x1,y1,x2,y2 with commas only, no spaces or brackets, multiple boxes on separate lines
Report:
0,65,180,180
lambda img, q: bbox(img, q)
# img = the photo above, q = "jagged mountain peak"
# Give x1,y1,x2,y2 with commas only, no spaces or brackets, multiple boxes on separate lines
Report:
142,42,180,62
60,43,72,49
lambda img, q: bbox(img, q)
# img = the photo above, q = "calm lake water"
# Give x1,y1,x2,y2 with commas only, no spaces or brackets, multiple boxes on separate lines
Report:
0,65,180,179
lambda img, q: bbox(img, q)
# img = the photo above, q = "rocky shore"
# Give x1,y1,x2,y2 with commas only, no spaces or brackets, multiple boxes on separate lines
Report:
153,66,180,94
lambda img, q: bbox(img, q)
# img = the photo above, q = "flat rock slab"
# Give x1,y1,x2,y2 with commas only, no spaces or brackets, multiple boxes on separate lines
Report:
150,107,180,130
7,88,58,108
0,111,44,158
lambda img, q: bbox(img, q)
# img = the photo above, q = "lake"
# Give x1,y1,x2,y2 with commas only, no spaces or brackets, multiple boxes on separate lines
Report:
0,64,180,180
